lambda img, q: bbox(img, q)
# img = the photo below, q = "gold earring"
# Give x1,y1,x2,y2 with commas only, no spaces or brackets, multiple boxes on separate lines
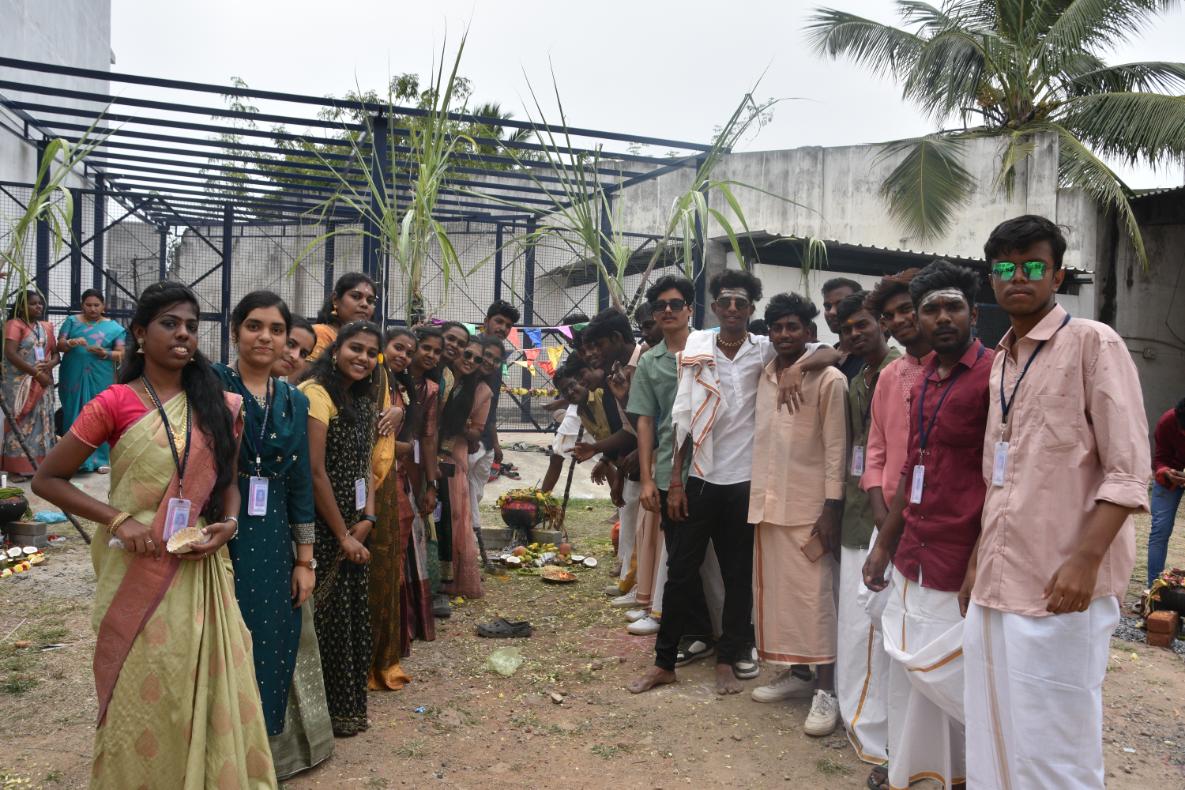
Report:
136,346,144,355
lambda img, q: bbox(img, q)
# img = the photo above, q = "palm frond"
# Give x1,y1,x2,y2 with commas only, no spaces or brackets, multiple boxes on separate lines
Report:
903,27,992,121
1063,61,1185,95
876,135,976,240
1057,91,1185,164
1038,0,1179,64
805,7,925,78
1043,121,1149,270
993,128,1040,195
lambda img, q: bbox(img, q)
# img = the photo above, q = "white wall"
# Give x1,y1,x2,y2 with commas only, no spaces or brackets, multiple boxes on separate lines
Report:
0,0,112,183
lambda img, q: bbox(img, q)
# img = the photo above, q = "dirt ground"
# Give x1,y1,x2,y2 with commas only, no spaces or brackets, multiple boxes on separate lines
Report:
1,454,1184,788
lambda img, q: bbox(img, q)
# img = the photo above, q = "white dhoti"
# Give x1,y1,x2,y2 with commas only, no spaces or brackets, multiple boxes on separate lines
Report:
618,479,641,581
837,543,889,764
650,539,670,618
882,566,966,789
963,596,1118,790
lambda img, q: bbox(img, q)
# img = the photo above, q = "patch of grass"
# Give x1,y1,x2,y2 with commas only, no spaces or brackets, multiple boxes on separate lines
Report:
44,770,62,784
591,742,631,760
509,710,539,729
1,675,38,695
24,622,68,644
394,740,426,759
815,756,852,777
363,779,389,789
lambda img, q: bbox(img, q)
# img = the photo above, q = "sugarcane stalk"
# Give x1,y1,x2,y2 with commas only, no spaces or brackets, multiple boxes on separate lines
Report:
555,425,585,546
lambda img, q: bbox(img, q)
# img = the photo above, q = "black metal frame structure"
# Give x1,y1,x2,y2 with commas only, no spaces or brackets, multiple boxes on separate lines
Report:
0,57,713,429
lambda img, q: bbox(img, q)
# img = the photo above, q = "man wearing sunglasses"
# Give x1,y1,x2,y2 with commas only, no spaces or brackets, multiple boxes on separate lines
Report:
962,215,1149,788
628,270,837,697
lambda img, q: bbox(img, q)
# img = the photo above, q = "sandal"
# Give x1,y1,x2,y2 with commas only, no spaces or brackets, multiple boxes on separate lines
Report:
476,617,533,638
866,765,889,790
674,637,715,667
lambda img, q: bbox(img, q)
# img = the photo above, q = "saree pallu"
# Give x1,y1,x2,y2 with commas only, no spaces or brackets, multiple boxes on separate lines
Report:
268,599,334,780
400,468,435,649
442,439,483,599
79,389,276,789
1,319,56,474
58,315,123,471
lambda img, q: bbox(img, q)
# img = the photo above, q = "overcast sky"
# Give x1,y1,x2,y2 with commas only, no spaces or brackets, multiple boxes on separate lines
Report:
111,0,1185,188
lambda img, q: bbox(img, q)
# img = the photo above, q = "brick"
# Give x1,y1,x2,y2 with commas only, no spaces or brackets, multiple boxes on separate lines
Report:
1147,630,1176,648
1146,610,1179,635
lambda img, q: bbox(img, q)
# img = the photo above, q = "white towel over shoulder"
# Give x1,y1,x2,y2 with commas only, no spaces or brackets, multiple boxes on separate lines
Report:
672,330,722,479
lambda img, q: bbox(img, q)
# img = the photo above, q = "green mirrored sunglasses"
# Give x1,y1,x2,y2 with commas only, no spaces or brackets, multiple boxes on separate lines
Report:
992,260,1048,281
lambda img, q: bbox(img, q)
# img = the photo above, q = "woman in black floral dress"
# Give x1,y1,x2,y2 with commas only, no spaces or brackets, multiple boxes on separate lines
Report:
298,320,381,737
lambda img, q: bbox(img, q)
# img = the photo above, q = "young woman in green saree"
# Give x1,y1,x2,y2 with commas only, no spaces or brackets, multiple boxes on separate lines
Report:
56,288,125,472
33,281,275,789
215,290,333,778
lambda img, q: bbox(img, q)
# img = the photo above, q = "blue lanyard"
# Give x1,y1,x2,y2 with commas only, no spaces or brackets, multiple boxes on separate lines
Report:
999,313,1071,425
917,344,985,452
142,377,191,498
238,373,273,476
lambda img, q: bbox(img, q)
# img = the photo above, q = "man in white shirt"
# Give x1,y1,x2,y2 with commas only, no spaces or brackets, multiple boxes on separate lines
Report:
627,269,837,696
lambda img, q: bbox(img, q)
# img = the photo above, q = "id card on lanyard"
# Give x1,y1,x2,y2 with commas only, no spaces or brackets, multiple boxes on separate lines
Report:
142,377,193,541
911,346,984,505
993,313,1071,487
242,376,273,517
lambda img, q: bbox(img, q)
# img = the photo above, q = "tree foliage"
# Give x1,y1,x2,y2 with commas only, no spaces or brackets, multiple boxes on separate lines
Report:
807,0,1185,267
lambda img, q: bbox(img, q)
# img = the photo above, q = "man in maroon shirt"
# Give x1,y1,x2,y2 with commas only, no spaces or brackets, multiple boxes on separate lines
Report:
1149,396,1185,584
862,260,993,790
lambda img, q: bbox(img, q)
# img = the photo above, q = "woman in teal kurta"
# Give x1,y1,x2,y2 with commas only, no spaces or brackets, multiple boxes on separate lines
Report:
56,289,125,472
214,291,320,750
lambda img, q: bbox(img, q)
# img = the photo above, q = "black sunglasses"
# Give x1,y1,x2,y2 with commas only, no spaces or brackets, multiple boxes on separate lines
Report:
462,350,481,361
714,296,751,310
652,298,688,313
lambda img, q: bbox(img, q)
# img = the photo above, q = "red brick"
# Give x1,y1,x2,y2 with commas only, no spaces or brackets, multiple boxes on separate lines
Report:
1146,610,1179,635
1147,630,1176,648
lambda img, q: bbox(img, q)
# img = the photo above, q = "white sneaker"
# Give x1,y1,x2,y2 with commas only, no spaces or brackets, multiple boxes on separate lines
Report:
625,608,648,623
627,615,660,635
610,590,638,608
803,689,840,737
750,669,815,703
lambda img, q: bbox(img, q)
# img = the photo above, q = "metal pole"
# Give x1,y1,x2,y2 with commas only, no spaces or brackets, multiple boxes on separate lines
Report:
34,140,50,297
69,187,83,309
598,197,612,312
157,225,167,282
521,217,536,423
220,204,233,363
493,222,504,303
323,220,336,302
361,114,389,322
92,175,105,292
692,157,707,329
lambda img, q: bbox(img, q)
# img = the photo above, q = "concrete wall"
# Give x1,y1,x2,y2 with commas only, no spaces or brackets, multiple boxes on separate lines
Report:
0,0,112,183
1106,191,1185,430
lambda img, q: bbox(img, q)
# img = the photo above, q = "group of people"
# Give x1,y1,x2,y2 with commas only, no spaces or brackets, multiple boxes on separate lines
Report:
26,272,521,787
545,214,1156,789
5,211,1172,788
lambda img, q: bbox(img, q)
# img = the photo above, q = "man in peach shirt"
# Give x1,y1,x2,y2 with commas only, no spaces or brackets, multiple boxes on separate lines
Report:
963,215,1150,789
749,292,848,737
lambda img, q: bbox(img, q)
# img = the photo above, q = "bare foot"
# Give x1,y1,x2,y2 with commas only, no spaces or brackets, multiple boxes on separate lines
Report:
715,663,743,695
626,666,676,694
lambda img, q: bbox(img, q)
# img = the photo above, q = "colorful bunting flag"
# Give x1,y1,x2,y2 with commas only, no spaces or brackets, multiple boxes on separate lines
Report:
525,328,543,347
539,361,555,377
507,327,521,348
523,348,540,362
547,345,564,371
554,325,573,340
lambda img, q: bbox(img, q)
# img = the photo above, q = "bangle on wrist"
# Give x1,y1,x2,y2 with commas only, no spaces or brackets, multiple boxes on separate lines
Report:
107,511,132,534
668,482,683,489
361,513,377,525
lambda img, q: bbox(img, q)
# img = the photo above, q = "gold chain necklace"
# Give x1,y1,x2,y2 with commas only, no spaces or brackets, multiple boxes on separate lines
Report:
716,333,747,350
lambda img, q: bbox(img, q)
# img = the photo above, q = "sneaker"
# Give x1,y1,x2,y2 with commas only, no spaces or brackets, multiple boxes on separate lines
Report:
674,638,715,667
627,615,661,636
610,590,638,608
751,668,815,703
803,689,840,737
431,594,452,619
625,608,648,623
605,583,625,596
732,646,760,680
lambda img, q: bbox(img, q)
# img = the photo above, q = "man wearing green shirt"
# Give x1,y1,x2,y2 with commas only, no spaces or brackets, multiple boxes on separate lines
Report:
834,291,896,771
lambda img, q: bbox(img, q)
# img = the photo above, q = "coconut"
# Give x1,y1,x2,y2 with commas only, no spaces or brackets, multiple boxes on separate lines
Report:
512,546,527,557
5,547,21,560
582,557,598,568
166,526,207,555
21,546,38,556
505,555,522,567
570,554,585,563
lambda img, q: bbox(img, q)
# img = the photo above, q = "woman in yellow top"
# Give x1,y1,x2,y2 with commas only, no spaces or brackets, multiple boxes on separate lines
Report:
306,273,377,366
298,321,381,737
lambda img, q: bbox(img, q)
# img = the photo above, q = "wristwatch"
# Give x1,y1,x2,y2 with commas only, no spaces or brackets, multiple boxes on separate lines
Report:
295,558,317,570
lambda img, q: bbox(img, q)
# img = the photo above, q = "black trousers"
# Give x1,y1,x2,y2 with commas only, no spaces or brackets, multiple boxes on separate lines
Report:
655,479,755,670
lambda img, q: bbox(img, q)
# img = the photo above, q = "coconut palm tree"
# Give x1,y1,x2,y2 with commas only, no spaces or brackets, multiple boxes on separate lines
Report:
806,0,1185,267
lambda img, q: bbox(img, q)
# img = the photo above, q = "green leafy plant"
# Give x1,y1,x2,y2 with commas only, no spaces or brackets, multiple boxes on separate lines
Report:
807,0,1185,268
296,35,477,321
